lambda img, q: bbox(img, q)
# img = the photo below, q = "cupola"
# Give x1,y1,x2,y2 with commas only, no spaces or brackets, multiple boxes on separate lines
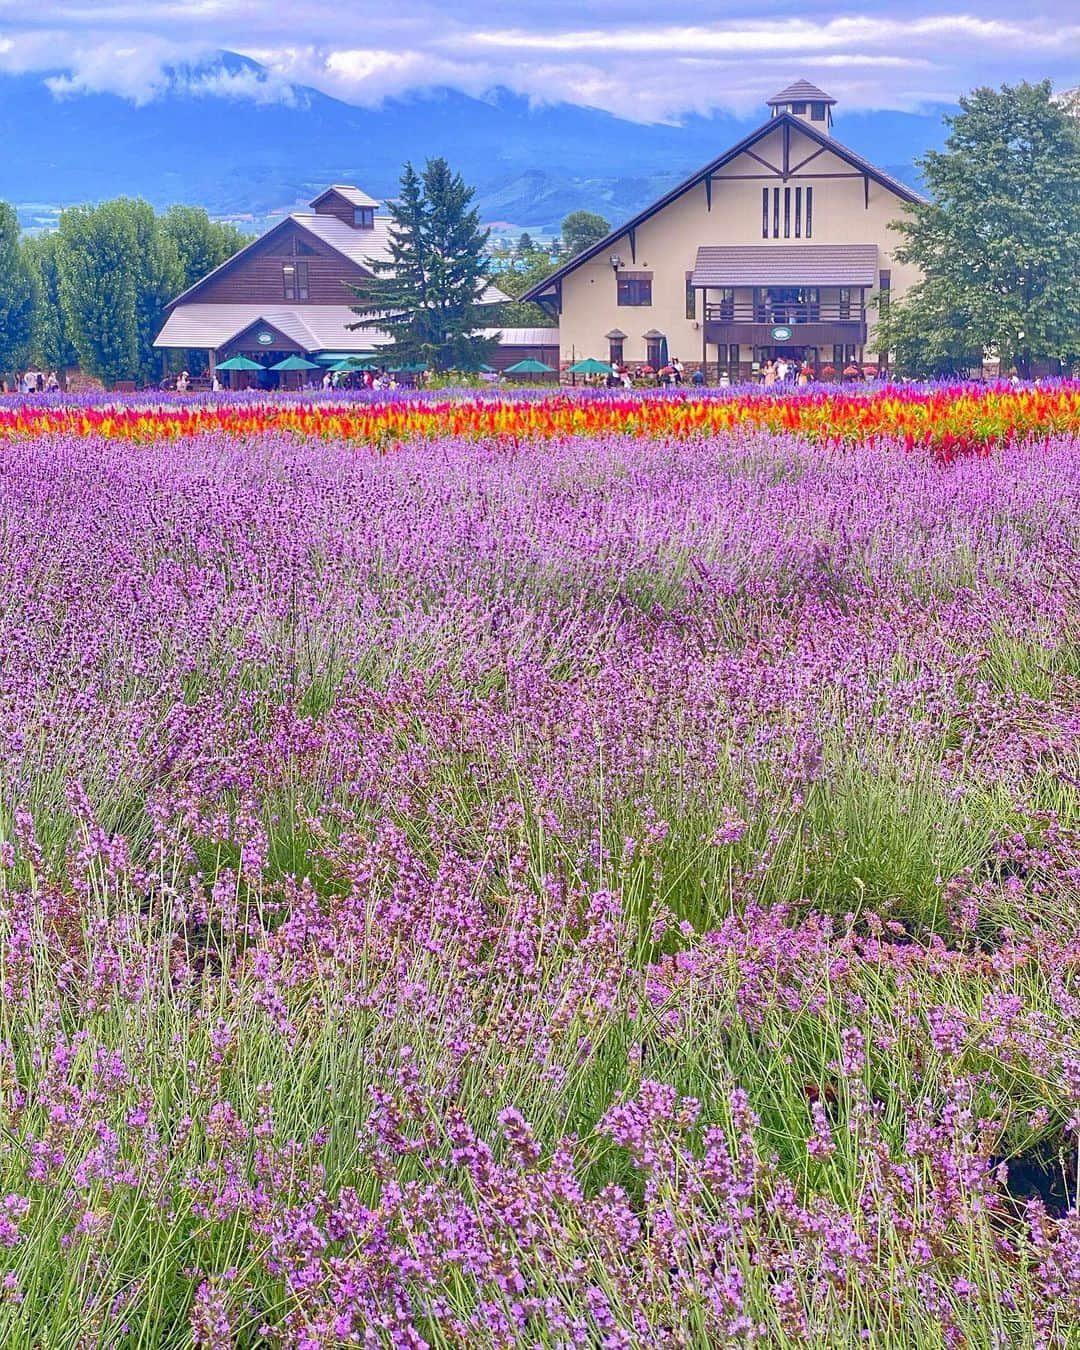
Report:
766,80,836,132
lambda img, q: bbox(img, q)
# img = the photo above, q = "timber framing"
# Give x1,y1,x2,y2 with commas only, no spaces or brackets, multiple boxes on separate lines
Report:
521,111,926,305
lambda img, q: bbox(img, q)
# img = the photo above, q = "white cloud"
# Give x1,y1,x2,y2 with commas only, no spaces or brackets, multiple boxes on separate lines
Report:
0,3,1076,119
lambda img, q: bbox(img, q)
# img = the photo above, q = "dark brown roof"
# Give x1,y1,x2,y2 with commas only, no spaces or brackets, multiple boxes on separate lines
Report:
691,244,878,288
767,80,836,106
604,328,627,339
521,113,924,304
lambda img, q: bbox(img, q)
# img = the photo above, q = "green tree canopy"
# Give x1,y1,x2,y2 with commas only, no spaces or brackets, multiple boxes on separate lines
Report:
161,206,250,293
23,232,79,371
492,250,558,329
882,81,1080,377
349,159,499,372
0,203,38,374
561,210,611,259
57,198,182,386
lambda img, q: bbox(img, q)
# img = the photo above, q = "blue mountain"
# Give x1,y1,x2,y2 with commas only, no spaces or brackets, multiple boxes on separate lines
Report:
1,52,950,230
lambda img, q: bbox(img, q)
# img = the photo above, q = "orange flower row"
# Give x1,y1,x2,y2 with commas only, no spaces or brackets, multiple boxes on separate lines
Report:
1,386,1076,456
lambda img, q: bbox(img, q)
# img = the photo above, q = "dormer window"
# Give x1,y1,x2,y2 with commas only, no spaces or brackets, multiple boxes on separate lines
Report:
354,207,375,229
811,102,826,121
791,102,807,115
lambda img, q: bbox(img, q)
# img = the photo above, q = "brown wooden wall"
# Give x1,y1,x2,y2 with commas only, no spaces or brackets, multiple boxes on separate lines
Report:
311,192,357,226
185,221,371,306
490,345,560,374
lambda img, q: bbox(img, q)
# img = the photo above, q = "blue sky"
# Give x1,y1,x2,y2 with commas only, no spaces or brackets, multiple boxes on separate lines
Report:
0,1,1076,121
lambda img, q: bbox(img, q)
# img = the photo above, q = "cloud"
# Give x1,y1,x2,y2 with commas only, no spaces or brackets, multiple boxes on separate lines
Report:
0,2,1076,119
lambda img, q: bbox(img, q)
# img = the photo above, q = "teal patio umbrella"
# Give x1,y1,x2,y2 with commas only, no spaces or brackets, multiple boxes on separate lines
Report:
270,355,321,372
504,358,556,375
215,355,264,371
568,358,613,375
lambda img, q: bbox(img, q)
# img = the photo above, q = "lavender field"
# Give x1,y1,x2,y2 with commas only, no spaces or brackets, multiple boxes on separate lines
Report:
1,419,1079,1347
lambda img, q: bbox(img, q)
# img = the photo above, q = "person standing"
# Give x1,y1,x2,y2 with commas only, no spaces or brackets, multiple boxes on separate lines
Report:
763,359,777,387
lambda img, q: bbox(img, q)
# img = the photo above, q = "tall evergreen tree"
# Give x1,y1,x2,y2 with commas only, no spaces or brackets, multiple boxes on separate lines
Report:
349,159,499,372
0,203,38,374
24,232,79,371
882,81,1080,377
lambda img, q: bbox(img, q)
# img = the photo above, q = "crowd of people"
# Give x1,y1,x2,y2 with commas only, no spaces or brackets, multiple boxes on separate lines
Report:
3,369,62,394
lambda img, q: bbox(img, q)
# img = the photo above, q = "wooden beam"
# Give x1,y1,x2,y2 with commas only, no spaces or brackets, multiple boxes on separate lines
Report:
628,228,637,264
745,148,783,176
788,145,827,175
782,121,790,179
705,175,712,211
864,175,870,208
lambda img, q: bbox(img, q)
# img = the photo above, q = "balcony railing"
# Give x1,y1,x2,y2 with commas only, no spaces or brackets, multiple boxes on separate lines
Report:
704,299,865,325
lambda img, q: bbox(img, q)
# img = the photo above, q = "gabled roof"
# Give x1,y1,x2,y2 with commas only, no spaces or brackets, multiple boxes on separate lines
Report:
311,185,381,209
166,210,510,310
522,112,926,303
164,212,390,309
767,80,836,106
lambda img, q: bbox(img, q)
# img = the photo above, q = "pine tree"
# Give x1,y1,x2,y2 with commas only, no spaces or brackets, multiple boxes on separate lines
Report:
881,81,1080,377
349,159,499,372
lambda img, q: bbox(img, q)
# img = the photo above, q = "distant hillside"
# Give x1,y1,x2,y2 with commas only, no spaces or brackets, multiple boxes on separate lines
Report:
2,52,946,231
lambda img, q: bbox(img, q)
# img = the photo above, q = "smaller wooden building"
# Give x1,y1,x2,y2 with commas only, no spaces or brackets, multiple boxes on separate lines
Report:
154,185,550,380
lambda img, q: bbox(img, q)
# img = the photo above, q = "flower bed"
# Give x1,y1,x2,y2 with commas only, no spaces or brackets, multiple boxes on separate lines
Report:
1,382,1077,458
0,424,1079,1343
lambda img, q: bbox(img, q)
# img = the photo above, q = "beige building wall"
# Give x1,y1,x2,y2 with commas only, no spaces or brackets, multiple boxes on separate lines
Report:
555,120,921,370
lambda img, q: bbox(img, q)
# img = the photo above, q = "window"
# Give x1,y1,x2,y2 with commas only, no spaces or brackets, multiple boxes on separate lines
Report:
811,102,826,122
685,275,696,320
805,186,813,239
354,207,375,228
617,276,652,306
283,261,310,300
763,187,801,239
878,269,891,323
838,287,852,321
715,287,734,321
646,336,664,369
791,101,807,115
608,338,624,367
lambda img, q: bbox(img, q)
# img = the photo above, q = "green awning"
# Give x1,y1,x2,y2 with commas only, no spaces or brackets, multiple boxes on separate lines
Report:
568,358,613,374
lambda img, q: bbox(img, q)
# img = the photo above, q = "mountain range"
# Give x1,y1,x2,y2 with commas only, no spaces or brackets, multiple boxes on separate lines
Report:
0,52,952,233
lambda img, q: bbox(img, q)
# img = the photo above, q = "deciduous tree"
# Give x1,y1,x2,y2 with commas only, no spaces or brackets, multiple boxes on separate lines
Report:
561,210,611,259
882,81,1080,377
57,198,182,385
23,231,79,371
0,203,38,374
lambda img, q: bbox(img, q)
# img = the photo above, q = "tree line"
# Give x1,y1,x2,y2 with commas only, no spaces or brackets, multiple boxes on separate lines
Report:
0,200,249,384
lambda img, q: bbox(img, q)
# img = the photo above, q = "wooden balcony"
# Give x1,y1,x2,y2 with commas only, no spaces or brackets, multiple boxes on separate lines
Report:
703,296,867,347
